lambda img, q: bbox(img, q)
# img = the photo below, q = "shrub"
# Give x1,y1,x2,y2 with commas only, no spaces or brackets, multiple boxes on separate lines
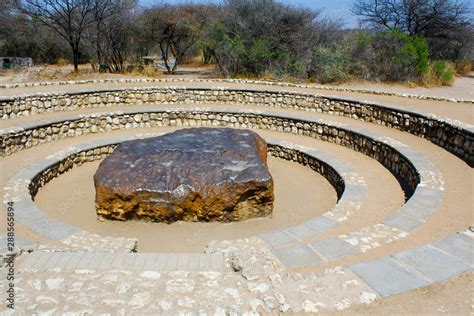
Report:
353,30,429,82
455,61,472,75
307,45,353,83
432,60,455,86
55,58,69,66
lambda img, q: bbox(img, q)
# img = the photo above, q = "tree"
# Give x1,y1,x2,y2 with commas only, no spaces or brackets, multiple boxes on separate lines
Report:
87,0,136,72
352,0,473,60
201,0,332,78
23,0,96,71
0,0,70,63
141,4,208,74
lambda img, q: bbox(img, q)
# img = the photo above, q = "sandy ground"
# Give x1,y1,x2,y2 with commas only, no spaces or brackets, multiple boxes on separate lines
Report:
338,74,474,100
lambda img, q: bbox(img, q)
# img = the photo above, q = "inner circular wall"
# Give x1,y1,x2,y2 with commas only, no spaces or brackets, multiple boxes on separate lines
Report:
35,154,337,252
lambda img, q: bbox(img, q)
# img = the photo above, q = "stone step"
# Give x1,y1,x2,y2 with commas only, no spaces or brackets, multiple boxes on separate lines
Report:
18,251,224,272
348,232,473,297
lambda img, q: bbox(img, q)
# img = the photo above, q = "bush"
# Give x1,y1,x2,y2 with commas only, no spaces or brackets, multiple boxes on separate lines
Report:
55,58,69,66
432,60,455,86
353,30,429,82
307,45,353,83
455,61,472,75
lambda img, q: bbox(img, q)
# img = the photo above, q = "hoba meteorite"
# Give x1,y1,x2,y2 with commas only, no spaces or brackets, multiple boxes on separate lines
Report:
94,128,274,223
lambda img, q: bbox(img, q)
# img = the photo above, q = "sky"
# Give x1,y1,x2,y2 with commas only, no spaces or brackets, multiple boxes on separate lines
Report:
140,0,359,28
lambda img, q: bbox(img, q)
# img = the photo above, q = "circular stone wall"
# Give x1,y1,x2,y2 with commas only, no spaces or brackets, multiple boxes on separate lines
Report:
35,146,337,252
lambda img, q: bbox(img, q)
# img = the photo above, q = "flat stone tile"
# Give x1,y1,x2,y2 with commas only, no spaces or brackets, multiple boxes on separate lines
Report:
108,253,127,270
176,254,189,270
29,217,79,241
433,234,473,266
165,254,179,270
286,223,320,240
305,216,338,233
309,237,360,260
63,252,84,270
76,253,95,269
394,245,471,282
210,254,224,271
187,254,201,271
259,229,298,248
19,252,48,269
53,252,76,269
349,257,431,297
344,185,368,202
199,255,210,271
155,254,169,270
383,213,424,232
398,187,442,221
272,245,323,268
142,254,159,271
121,253,137,268
97,253,115,270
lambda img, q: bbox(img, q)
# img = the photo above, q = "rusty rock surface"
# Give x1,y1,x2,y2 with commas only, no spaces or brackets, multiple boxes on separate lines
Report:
94,128,274,223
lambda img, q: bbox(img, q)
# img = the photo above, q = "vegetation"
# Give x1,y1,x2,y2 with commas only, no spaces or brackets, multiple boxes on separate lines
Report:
0,0,472,86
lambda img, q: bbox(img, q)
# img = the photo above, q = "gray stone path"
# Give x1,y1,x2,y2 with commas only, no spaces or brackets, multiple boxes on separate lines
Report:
349,231,473,297
19,252,224,272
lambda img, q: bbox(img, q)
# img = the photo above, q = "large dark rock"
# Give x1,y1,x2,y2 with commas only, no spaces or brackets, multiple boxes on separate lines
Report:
94,128,274,223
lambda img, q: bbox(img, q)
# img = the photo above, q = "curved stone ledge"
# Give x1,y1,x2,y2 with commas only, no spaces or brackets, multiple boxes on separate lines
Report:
1,77,472,104
0,107,421,198
4,135,364,251
262,134,444,268
2,108,445,265
1,86,471,165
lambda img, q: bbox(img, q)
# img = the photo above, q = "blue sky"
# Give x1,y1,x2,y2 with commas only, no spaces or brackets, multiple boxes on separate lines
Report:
140,0,359,27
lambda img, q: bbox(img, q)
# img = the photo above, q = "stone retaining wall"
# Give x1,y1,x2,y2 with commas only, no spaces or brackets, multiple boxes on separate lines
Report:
2,109,419,198
1,87,472,165
30,145,115,197
1,77,472,103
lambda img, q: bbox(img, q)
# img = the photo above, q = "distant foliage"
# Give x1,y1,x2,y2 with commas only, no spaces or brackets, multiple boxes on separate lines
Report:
307,46,353,83
0,0,467,85
353,30,429,82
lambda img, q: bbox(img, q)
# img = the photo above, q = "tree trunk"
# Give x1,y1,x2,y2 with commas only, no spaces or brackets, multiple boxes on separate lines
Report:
72,47,80,72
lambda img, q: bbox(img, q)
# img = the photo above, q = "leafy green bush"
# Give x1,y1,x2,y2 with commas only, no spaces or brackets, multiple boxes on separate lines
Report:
431,60,455,86
353,30,429,82
307,45,353,83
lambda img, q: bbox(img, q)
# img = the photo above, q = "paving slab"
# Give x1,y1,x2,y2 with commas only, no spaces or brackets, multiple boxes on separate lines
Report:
349,257,431,297
305,216,338,233
432,233,473,266
18,252,224,271
285,223,320,240
383,213,424,232
309,236,360,260
393,245,471,282
258,229,298,248
272,245,323,268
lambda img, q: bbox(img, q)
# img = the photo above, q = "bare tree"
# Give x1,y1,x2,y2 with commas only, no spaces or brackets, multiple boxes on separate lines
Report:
352,0,473,59
87,0,136,72
141,4,208,74
23,0,96,71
